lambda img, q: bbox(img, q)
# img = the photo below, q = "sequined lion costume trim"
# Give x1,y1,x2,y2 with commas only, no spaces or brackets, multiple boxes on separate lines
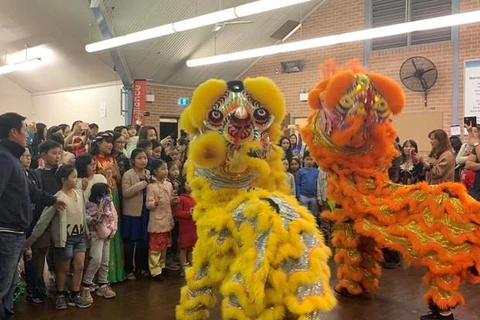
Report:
301,59,480,314
176,78,336,319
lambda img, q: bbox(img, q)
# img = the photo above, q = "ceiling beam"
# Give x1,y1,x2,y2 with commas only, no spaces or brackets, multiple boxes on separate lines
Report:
88,0,132,87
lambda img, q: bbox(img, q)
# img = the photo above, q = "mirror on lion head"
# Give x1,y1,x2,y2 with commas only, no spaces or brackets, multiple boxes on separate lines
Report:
180,77,285,189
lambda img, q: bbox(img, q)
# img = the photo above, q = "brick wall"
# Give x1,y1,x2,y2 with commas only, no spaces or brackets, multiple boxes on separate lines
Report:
242,0,480,133
144,83,194,128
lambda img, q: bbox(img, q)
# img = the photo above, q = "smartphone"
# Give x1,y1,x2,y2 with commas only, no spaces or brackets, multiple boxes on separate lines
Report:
464,116,477,128
287,124,296,130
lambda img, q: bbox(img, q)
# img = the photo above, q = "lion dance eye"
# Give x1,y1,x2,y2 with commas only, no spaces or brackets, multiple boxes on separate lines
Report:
373,98,388,112
253,108,270,124
339,97,354,109
208,110,224,125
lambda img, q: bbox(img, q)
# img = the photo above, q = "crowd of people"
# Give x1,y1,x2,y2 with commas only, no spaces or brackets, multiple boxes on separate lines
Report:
0,113,196,317
2,110,479,319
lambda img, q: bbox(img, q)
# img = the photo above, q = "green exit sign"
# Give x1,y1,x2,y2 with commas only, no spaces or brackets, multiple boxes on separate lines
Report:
178,98,190,106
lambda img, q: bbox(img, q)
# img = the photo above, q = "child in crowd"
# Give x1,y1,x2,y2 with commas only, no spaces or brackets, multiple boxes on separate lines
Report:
75,153,107,201
31,140,64,301
91,131,125,283
121,148,151,280
26,165,91,310
137,139,154,173
82,183,118,303
166,161,181,271
283,158,296,196
175,180,197,277
125,124,139,158
296,154,319,218
151,140,163,160
146,160,175,281
289,157,301,179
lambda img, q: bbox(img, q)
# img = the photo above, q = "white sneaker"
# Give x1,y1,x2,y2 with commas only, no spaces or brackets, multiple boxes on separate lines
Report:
81,286,93,304
96,284,116,299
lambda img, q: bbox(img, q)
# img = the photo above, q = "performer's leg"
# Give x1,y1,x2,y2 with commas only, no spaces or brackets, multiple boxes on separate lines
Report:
332,222,365,296
357,236,382,292
421,271,463,320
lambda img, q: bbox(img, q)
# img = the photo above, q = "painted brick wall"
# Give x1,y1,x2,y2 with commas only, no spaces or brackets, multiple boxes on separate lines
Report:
144,83,194,128
243,0,365,120
242,0,480,133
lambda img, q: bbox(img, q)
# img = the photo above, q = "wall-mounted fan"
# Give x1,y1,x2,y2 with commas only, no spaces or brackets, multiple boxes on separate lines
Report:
399,56,438,107
212,20,254,32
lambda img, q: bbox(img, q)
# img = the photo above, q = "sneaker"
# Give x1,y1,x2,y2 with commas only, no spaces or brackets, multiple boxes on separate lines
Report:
89,283,99,292
27,293,45,304
67,294,91,308
81,286,93,304
96,284,116,299
420,311,454,320
127,273,136,281
55,294,68,310
165,260,180,271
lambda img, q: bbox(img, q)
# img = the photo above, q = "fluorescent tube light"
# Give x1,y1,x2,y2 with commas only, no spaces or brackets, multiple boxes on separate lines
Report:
186,10,480,67
85,0,311,53
0,58,42,75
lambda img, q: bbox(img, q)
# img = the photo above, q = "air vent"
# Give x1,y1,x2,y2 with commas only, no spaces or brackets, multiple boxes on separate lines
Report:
271,20,301,41
281,60,303,73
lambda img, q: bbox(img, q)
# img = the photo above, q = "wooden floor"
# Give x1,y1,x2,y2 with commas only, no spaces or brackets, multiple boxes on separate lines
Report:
14,265,480,320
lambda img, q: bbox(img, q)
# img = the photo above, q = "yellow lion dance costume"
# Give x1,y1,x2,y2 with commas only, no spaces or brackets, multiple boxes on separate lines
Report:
176,78,336,319
301,60,480,320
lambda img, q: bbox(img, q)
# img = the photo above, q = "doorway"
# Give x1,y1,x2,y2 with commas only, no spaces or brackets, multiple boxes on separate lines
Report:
159,117,179,141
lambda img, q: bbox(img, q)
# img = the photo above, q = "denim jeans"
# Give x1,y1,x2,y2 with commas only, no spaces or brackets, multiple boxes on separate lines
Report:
0,232,25,320
299,195,320,217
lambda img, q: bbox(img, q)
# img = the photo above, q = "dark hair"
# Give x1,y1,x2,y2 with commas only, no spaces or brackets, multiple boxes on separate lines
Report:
56,164,76,185
75,153,94,178
151,159,166,172
151,139,161,149
130,148,147,162
89,123,99,130
34,123,47,141
428,129,452,159
177,137,188,146
39,139,62,154
58,124,69,134
136,139,152,150
401,139,418,163
0,112,26,139
449,136,462,155
289,133,298,144
90,131,114,156
138,126,157,141
167,161,178,170
178,177,189,195
126,124,135,130
113,131,123,142
89,182,110,203
279,136,293,160
114,126,127,133
47,132,65,146
71,120,82,130
47,126,61,137
289,157,301,171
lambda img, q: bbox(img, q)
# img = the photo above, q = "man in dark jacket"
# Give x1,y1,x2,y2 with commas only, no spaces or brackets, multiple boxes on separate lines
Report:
0,112,31,320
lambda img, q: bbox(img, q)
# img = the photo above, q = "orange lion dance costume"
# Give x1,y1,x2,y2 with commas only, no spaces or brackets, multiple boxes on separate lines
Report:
301,60,480,320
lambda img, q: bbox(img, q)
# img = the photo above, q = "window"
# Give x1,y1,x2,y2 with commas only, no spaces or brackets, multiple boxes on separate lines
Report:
371,0,452,51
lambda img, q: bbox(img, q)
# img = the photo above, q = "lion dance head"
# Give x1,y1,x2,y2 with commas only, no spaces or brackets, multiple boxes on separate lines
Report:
302,59,406,172
181,77,289,193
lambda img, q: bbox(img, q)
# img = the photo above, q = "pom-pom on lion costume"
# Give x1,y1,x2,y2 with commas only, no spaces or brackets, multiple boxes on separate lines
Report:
301,59,480,320
176,78,336,320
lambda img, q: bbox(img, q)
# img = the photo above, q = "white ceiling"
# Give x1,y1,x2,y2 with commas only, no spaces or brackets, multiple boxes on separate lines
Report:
0,0,325,93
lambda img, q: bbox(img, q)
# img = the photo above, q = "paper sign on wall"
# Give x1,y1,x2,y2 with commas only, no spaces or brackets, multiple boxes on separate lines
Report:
464,59,480,117
99,102,107,117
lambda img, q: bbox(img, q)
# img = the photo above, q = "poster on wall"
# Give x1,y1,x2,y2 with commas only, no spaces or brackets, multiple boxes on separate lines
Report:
464,60,480,118
132,79,147,126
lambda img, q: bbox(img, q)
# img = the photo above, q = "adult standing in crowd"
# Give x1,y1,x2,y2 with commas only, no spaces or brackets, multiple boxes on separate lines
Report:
0,112,32,320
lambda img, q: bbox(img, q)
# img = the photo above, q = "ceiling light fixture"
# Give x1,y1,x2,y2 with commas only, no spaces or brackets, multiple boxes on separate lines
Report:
0,58,42,75
85,0,311,53
186,10,480,67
